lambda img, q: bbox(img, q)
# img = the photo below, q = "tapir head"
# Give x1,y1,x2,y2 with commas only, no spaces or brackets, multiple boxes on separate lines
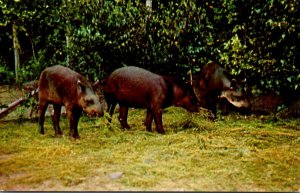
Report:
221,78,251,109
173,84,200,112
77,80,104,117
165,76,199,112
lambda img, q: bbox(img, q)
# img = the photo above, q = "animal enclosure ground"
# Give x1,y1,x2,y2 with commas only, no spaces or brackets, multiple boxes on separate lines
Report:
0,86,299,191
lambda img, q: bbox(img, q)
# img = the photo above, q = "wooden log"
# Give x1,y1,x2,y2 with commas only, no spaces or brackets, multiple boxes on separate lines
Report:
0,97,25,119
0,88,38,119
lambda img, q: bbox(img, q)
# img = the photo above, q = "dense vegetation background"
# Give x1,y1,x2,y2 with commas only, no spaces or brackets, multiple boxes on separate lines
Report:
0,0,299,98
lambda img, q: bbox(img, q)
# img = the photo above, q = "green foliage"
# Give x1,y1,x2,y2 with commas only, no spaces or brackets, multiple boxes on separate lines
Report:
225,0,300,95
0,56,14,84
0,0,299,96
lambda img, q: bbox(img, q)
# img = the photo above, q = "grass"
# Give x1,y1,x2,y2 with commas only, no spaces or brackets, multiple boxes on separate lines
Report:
0,105,299,191
0,86,299,191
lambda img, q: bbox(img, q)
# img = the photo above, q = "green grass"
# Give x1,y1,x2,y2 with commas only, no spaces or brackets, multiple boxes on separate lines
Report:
0,107,299,191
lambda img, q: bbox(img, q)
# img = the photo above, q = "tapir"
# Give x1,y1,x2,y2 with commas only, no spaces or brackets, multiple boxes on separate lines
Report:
103,66,199,134
38,65,104,139
192,61,251,118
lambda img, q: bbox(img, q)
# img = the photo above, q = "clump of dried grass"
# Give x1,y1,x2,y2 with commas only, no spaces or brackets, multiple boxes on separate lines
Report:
0,107,299,191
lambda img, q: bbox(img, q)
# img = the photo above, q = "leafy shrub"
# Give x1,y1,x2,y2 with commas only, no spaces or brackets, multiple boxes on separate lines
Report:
0,0,299,97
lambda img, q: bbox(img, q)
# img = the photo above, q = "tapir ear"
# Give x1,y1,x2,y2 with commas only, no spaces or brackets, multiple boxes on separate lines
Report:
77,80,86,93
230,78,237,89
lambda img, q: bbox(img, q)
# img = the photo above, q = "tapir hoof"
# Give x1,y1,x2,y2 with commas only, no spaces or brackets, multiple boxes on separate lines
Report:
39,127,45,134
70,133,80,139
121,124,130,130
158,130,165,134
55,133,63,137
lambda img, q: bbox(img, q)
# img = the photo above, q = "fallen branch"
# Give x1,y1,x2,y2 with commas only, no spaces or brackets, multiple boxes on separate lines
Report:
0,89,38,119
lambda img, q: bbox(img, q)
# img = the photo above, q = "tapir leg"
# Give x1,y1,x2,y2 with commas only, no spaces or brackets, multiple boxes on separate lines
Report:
67,108,81,139
206,97,217,120
145,109,154,132
209,104,217,119
105,94,117,122
153,108,165,134
38,100,48,134
73,110,81,139
108,102,117,123
52,104,63,136
210,98,217,120
118,105,130,129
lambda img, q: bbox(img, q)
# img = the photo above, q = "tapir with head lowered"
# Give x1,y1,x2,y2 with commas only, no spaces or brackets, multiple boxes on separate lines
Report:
192,61,251,119
38,65,104,139
103,66,199,134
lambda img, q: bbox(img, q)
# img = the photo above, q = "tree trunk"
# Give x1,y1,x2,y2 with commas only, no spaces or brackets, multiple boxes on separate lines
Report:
12,22,20,83
66,33,70,67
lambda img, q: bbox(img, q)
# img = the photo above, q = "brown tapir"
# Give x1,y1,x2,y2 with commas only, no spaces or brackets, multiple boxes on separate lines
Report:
103,66,199,134
192,61,251,119
38,65,104,139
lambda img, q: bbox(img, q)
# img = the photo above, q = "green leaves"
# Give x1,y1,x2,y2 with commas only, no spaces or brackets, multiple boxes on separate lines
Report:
0,0,299,96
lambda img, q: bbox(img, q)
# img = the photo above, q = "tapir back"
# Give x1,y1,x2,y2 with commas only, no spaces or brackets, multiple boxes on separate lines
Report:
39,65,84,105
104,66,166,108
